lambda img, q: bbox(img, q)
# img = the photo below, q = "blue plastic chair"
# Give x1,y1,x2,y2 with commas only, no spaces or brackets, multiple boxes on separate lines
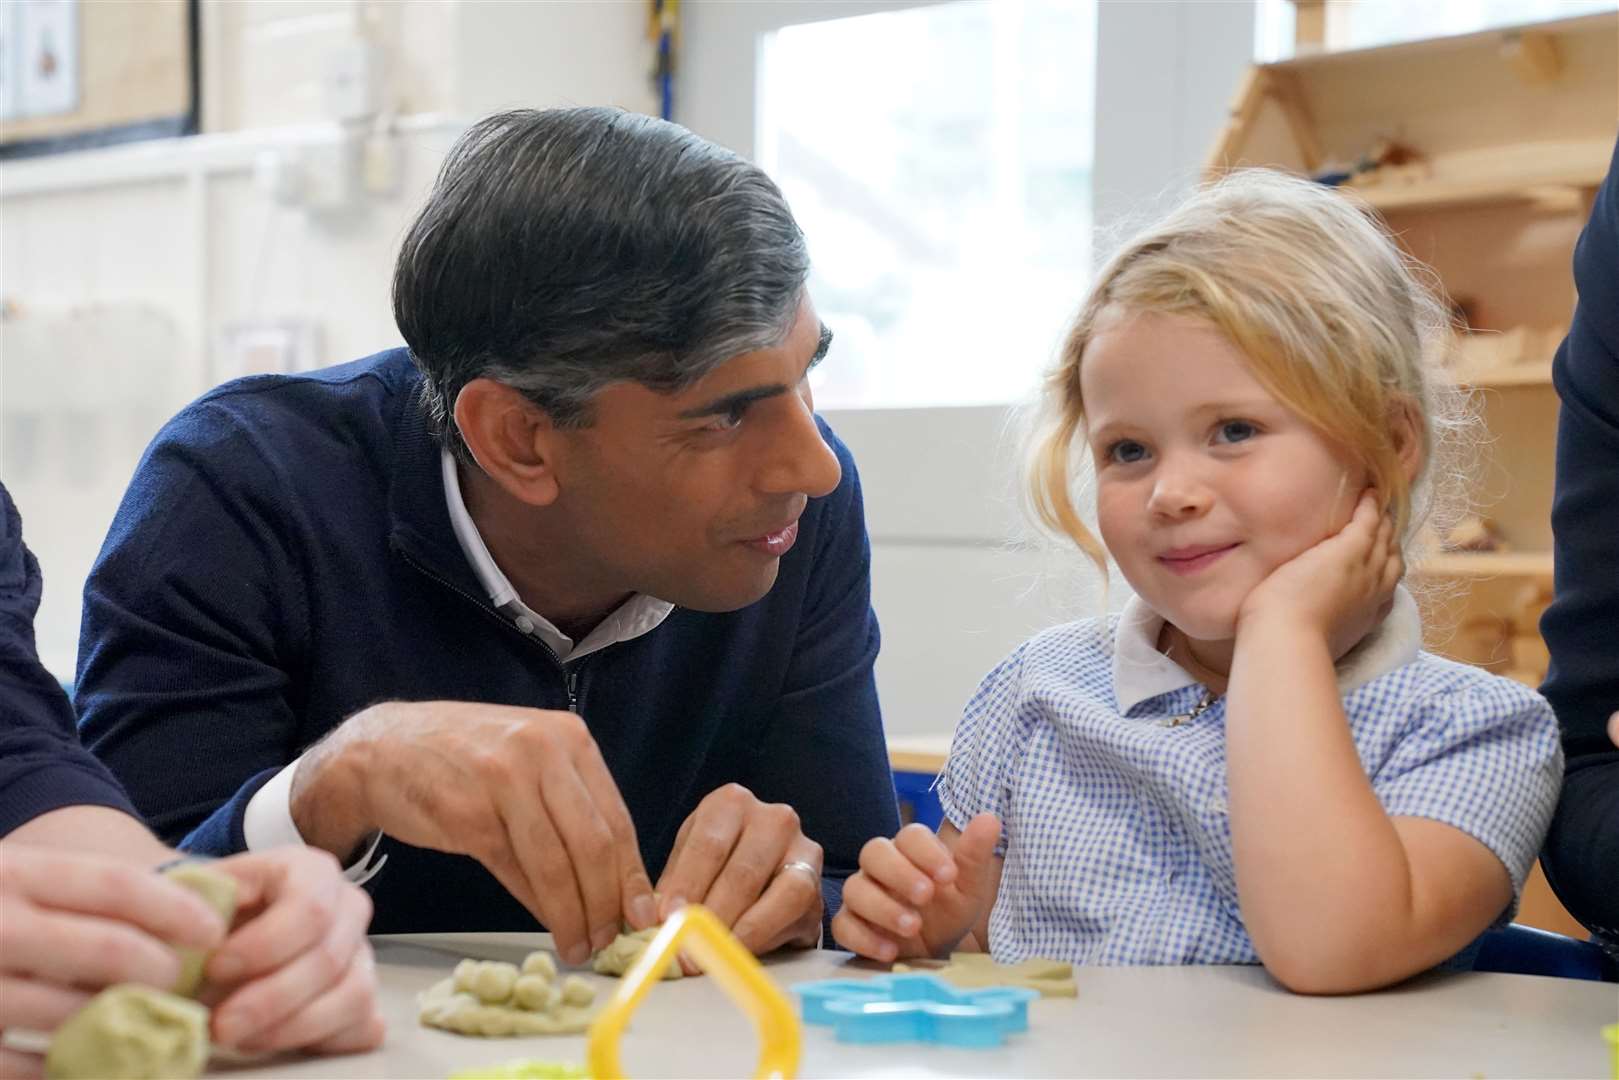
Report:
892,770,944,830
1471,924,1617,981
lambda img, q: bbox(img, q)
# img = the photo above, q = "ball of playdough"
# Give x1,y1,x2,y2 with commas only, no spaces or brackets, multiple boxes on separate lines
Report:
161,864,238,998
520,951,558,979
470,962,520,1005
44,984,210,1080
511,975,558,1012
590,927,681,979
559,976,593,1008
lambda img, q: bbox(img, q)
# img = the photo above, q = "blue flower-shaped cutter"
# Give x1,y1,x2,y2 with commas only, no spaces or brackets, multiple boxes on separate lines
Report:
794,973,1039,1048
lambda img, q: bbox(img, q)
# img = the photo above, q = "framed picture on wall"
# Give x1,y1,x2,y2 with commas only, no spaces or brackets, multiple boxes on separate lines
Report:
0,0,198,159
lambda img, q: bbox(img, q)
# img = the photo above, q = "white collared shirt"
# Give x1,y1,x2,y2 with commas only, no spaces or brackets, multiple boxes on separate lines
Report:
438,448,674,662
936,587,1563,967
242,449,674,877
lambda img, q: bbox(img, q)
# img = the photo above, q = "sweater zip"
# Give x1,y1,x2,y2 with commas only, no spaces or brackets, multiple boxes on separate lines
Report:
563,662,593,718
396,546,573,703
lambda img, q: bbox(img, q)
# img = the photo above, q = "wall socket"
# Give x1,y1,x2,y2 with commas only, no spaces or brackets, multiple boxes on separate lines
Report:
325,38,382,122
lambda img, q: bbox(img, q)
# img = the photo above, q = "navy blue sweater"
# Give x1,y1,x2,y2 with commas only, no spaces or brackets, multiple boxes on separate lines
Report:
76,349,900,934
0,482,138,837
1538,135,1619,941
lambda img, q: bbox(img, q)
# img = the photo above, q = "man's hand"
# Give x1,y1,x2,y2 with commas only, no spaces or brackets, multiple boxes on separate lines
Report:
202,848,383,1055
655,784,823,965
1237,490,1402,659
290,700,656,965
1609,710,1618,748
832,814,1002,962
0,844,226,1078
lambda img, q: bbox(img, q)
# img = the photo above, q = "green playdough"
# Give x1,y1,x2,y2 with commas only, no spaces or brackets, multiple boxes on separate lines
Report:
893,952,1078,997
419,953,598,1037
161,864,238,997
44,863,238,1079
449,1061,587,1079
589,926,682,979
44,985,209,1080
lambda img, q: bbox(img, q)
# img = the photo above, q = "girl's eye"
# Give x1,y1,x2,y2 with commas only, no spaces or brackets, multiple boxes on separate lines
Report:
1215,420,1257,444
1107,440,1148,465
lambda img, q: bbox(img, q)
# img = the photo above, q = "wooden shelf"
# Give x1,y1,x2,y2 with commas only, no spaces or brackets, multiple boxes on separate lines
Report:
1352,170,1603,214
888,734,952,775
1450,364,1554,389
1412,552,1554,579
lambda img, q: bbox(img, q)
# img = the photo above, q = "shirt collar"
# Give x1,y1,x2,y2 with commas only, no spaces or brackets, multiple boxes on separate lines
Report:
441,449,674,662
1112,585,1423,714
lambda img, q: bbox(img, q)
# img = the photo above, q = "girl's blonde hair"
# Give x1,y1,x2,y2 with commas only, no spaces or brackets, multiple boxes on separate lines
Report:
1027,168,1474,583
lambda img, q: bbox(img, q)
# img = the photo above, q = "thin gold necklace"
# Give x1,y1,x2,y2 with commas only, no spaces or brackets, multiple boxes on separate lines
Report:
1166,689,1218,727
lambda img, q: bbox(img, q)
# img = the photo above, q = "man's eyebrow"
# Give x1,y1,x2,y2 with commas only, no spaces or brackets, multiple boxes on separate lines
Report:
812,323,833,365
674,323,833,420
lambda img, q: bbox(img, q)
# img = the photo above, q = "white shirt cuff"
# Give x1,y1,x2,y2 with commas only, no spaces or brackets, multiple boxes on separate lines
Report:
242,754,387,886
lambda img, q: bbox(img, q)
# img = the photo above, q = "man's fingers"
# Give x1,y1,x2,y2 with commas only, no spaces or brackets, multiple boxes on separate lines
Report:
656,813,696,895
208,852,345,984
657,795,746,920
2,903,182,991
231,944,380,1054
729,836,821,955
538,762,622,956
209,888,370,1049
0,976,91,1034
309,1009,387,1056
573,742,656,932
499,792,589,967
1607,710,1619,749
699,808,795,929
1,852,223,952
0,1046,43,1080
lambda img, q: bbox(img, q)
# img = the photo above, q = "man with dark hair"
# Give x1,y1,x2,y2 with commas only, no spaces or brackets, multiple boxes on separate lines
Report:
77,107,899,965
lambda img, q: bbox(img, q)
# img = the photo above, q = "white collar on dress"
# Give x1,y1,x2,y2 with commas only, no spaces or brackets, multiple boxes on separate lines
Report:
1111,585,1423,715
441,448,674,662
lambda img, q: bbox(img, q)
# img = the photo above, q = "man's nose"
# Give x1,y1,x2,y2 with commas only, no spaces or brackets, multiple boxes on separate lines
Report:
758,394,841,498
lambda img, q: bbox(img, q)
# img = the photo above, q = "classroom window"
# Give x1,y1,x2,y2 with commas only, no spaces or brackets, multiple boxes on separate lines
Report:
759,0,1097,410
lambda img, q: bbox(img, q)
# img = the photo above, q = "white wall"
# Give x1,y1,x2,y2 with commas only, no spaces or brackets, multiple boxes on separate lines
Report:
201,0,457,131
1,0,647,679
1,0,1255,744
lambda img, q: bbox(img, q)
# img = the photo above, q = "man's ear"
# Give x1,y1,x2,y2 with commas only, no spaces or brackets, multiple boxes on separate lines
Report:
1389,394,1424,486
453,378,563,507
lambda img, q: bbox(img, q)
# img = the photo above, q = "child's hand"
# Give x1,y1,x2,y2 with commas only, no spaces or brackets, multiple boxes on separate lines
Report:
1237,490,1402,658
831,813,1002,962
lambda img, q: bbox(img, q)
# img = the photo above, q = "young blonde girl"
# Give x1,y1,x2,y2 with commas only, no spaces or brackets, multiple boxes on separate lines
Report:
833,170,1563,993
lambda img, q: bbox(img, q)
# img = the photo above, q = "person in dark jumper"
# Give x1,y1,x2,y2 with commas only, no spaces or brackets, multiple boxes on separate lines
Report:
1,481,383,1070
75,107,899,967
1538,133,1619,952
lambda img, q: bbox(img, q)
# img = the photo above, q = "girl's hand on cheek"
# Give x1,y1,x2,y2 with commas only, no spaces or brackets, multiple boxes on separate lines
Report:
1236,491,1402,656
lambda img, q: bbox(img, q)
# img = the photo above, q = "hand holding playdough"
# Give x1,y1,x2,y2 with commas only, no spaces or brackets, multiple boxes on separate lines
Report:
290,700,657,967
0,844,225,1078
654,783,823,968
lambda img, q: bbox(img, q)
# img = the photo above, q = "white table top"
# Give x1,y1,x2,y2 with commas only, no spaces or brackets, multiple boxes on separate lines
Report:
221,933,1617,1079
